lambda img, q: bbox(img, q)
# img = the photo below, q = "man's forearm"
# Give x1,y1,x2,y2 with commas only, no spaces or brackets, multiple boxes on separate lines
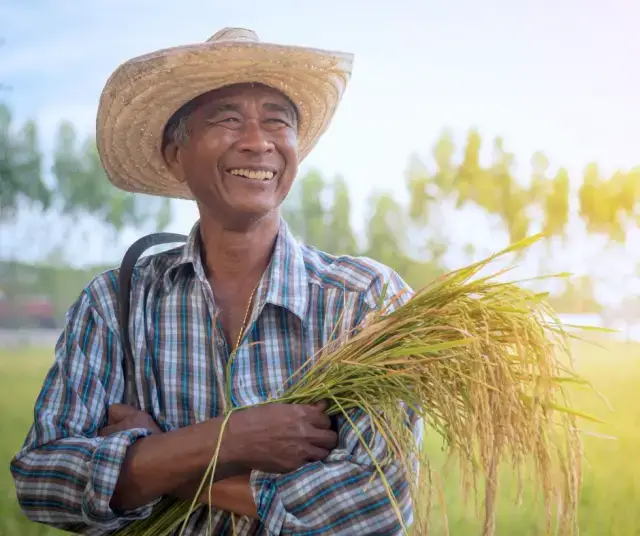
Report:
111,418,244,512
172,475,258,519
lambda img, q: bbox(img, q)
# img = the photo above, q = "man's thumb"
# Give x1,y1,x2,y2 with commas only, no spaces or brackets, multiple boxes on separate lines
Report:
106,403,139,424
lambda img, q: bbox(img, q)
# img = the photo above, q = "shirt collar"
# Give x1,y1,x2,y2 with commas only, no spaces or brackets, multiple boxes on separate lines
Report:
164,217,309,324
258,218,309,324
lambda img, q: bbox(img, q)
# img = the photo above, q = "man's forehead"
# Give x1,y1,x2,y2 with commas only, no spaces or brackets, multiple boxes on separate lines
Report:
196,83,297,113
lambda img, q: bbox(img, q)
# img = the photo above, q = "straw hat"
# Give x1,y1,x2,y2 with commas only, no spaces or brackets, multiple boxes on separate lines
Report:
96,28,354,199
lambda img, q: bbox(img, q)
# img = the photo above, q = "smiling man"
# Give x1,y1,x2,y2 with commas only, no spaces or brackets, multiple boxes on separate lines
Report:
10,28,417,535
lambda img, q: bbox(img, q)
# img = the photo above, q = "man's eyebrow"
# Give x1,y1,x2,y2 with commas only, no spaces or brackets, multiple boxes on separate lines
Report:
203,102,241,116
263,102,297,122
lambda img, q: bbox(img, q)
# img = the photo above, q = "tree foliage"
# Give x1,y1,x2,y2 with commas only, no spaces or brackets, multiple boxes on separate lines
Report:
0,104,50,221
51,121,172,233
1,110,172,260
578,163,640,242
284,127,639,301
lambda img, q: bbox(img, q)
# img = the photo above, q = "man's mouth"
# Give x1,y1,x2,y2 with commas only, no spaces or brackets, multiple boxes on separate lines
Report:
227,168,276,181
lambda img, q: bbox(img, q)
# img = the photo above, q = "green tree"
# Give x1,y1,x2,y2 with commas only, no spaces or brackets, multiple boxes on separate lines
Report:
454,128,483,208
529,151,570,239
283,170,358,256
362,190,444,290
577,163,640,243
52,121,172,234
487,137,530,244
325,175,358,256
454,134,530,245
0,104,50,221
363,192,405,268
282,169,328,249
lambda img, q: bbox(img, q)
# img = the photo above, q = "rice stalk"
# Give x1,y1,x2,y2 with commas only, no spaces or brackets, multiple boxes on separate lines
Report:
115,233,604,536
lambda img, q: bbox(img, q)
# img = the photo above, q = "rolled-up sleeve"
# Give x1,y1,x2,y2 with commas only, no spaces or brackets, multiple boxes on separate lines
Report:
9,285,158,533
250,267,420,535
251,409,418,535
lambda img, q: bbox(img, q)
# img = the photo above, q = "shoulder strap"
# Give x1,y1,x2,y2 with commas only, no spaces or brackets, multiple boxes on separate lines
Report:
117,232,188,399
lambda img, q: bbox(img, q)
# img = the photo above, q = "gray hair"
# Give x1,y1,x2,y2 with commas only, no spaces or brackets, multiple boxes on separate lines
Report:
162,98,200,150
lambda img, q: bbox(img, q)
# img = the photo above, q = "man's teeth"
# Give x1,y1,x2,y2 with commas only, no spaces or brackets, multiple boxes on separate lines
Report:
228,169,275,180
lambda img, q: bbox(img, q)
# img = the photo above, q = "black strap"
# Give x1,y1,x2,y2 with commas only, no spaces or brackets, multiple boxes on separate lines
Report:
117,232,187,401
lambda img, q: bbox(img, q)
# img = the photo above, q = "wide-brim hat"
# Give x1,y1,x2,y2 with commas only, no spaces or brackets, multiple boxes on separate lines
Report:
96,28,354,199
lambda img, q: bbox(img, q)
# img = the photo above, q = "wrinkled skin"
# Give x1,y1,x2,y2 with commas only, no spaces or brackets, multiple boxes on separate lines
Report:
163,83,300,229
101,401,336,474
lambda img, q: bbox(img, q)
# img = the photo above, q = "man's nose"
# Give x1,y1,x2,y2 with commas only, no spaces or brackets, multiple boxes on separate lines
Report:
236,121,274,155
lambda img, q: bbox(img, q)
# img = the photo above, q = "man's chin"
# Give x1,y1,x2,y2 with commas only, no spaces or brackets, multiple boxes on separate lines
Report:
199,202,280,228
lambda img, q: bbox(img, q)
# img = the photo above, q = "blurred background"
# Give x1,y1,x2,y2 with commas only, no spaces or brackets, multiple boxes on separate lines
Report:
1,1,638,535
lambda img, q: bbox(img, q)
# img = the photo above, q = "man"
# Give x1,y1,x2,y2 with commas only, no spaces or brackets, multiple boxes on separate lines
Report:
11,28,417,535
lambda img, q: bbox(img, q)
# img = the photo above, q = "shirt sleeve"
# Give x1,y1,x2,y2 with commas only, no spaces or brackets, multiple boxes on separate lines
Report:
9,282,160,534
250,267,421,535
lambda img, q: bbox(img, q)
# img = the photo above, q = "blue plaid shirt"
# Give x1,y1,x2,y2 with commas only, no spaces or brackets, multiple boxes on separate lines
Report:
11,218,417,535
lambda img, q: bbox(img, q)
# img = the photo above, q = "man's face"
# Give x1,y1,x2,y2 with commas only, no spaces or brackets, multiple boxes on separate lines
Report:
164,83,299,225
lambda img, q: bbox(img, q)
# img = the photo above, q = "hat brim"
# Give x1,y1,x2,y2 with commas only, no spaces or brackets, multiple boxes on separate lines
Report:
96,41,354,199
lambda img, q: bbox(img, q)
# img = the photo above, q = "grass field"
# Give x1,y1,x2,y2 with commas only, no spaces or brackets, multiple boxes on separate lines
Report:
2,337,639,536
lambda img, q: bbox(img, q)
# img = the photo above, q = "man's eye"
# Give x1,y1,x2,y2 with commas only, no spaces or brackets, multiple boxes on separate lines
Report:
266,118,289,126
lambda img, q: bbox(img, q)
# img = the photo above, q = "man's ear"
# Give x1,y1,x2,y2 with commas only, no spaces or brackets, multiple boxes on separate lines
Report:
162,141,187,184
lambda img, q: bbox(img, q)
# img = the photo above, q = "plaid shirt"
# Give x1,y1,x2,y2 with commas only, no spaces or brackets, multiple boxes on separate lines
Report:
11,218,417,535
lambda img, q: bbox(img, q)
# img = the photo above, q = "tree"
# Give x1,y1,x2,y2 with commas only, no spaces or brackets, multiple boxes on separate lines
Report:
52,121,172,235
363,192,406,268
284,170,359,256
362,190,444,290
529,152,570,240
454,128,484,208
283,169,330,250
1,105,173,265
488,137,530,244
578,164,640,243
325,175,358,256
0,103,51,221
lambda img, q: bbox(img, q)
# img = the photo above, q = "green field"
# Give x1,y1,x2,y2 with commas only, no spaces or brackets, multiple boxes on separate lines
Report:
2,338,639,535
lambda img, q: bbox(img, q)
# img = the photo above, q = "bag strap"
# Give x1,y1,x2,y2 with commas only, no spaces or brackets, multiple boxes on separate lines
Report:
117,232,188,400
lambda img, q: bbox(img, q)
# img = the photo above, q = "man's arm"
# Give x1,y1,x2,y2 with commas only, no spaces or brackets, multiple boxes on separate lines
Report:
9,290,162,533
173,475,258,519
9,289,243,532
249,268,420,535
99,404,258,519
10,280,336,532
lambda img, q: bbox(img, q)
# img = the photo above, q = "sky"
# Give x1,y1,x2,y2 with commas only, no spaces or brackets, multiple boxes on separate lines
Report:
1,0,639,305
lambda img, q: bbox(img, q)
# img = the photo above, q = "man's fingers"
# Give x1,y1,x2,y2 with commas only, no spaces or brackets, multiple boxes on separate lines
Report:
99,414,162,436
313,400,329,412
309,429,338,450
106,404,141,425
304,445,331,463
98,423,122,437
306,402,332,429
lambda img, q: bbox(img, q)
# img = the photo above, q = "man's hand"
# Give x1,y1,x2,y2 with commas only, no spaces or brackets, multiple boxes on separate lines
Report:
226,400,338,473
99,405,258,518
98,404,162,437
100,402,339,475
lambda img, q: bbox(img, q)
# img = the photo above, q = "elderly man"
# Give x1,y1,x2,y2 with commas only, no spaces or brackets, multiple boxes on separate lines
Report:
11,28,417,535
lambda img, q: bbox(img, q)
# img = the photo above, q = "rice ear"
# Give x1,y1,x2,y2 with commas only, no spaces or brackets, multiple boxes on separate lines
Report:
115,235,595,536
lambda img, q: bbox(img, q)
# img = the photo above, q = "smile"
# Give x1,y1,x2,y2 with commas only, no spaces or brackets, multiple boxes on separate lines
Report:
227,168,276,181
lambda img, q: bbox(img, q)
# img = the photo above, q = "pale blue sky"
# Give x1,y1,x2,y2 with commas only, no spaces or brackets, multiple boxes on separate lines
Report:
1,0,638,304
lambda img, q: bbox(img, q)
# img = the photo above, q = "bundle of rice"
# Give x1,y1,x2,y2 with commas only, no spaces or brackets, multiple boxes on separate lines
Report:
116,235,599,536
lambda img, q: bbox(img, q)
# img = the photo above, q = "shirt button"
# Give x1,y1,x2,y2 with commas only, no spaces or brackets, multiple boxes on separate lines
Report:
216,339,224,348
